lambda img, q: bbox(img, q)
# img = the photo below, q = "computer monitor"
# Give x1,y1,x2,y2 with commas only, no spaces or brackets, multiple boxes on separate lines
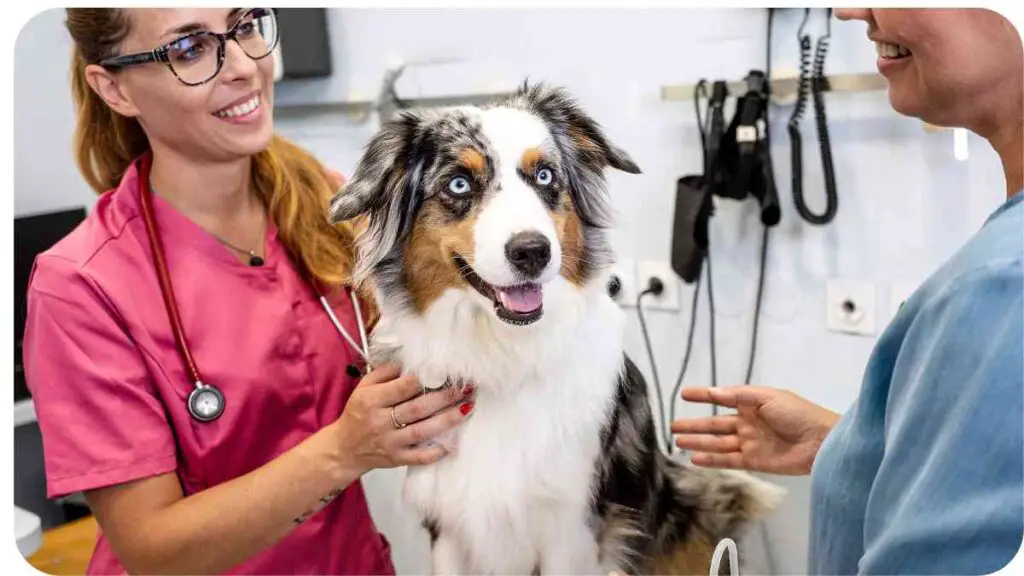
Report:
14,207,87,401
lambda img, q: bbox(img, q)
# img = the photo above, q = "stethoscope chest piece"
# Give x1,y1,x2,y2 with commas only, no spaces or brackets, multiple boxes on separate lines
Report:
188,382,225,422
135,154,370,425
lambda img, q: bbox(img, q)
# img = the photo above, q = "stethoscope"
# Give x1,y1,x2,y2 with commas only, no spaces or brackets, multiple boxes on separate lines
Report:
136,154,371,423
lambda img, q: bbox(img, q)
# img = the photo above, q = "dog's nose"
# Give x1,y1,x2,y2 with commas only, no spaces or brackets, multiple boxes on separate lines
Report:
505,232,551,278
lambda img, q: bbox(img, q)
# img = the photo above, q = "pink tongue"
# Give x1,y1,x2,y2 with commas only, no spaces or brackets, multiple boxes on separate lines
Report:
497,285,543,313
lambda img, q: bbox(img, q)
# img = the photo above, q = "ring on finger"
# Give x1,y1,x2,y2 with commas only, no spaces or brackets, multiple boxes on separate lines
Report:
390,405,407,430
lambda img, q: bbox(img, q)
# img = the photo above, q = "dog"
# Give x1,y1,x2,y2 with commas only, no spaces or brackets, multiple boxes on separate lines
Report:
329,81,785,575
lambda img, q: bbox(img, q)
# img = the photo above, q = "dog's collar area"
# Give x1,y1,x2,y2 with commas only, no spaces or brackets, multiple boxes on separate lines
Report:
451,252,544,326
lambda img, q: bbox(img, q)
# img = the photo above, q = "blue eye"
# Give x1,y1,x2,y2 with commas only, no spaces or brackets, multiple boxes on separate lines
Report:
448,176,472,196
237,21,256,38
536,168,554,186
168,35,211,64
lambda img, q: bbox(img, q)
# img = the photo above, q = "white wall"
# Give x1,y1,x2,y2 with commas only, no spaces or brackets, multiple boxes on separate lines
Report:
14,9,96,217
16,7,1008,575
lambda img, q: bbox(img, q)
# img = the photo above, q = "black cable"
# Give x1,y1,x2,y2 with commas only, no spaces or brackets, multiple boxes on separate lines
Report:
636,280,670,454
705,246,718,416
757,12,781,576
766,8,774,99
790,8,838,225
744,226,770,385
788,8,812,223
765,7,775,143
670,8,774,443
664,79,714,453
741,6,775,388
695,79,711,171
696,70,726,405
669,74,721,428
668,268,704,453
803,8,838,224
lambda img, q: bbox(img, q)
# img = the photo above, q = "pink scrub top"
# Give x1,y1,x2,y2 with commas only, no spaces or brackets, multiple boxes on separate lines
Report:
22,158,395,575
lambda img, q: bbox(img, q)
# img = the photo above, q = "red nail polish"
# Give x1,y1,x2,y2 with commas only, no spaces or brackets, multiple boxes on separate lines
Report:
463,384,475,396
460,402,474,416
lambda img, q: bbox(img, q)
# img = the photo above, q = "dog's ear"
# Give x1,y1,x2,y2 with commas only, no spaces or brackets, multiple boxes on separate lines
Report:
328,113,422,224
328,112,430,283
513,81,641,175
562,110,641,176
511,81,639,229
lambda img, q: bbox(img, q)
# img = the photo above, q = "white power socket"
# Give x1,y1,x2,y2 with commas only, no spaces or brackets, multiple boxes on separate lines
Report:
826,280,876,336
636,261,680,311
607,258,637,308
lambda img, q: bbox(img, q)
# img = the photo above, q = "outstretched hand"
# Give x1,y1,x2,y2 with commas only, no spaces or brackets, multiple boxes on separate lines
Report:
671,386,840,476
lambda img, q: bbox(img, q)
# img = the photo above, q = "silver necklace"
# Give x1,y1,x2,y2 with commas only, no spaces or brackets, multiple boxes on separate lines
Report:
149,179,265,266
211,232,265,267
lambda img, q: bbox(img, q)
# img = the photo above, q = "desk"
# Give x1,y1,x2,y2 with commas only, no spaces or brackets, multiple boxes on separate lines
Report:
26,515,98,575
15,506,41,557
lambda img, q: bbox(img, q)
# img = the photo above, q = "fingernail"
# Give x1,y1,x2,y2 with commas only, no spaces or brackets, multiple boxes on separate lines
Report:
460,402,474,416
463,384,475,396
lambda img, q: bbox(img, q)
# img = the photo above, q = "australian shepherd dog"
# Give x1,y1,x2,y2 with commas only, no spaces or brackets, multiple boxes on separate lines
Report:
328,82,785,575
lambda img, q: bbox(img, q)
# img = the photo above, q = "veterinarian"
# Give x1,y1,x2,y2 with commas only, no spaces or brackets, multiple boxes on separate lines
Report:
673,8,1023,575
21,8,474,575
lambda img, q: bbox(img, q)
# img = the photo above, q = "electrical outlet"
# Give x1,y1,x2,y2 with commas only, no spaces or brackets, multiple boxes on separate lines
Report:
636,261,680,311
826,280,876,336
607,259,637,307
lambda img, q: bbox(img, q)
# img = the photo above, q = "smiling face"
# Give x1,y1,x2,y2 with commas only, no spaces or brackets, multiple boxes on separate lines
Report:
330,83,640,327
836,8,1023,133
85,8,278,163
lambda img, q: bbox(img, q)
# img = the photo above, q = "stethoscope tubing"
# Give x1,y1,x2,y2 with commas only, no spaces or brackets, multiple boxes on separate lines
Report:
138,154,206,389
136,153,370,422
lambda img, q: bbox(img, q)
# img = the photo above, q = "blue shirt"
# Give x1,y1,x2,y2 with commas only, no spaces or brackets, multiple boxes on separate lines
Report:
809,190,1024,575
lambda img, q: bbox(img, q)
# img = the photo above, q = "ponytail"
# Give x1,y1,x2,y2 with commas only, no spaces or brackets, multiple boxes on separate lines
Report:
66,9,149,194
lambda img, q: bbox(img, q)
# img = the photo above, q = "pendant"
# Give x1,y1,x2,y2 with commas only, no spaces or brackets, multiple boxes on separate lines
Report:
249,255,264,267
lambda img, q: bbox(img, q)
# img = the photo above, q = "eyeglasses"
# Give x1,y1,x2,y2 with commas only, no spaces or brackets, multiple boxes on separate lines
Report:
100,8,279,87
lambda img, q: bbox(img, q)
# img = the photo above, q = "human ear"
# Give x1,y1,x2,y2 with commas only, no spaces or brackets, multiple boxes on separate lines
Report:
84,63,142,118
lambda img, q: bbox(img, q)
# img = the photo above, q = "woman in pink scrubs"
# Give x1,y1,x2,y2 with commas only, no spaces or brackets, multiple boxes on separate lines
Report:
22,8,474,575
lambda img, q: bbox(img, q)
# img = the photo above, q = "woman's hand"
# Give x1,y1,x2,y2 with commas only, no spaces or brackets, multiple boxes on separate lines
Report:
331,364,474,476
671,386,840,476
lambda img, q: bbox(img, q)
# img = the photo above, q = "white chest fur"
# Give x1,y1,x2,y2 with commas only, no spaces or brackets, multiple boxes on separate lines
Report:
369,278,628,573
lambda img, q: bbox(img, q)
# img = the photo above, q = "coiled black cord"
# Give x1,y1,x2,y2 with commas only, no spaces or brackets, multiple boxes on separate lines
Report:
805,12,838,224
791,8,838,225
788,8,812,221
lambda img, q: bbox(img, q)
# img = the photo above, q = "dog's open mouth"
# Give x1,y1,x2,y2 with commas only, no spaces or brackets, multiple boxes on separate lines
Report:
452,253,543,326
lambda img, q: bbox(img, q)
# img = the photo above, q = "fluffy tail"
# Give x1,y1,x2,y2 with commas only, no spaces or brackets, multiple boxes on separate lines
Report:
664,454,786,539
641,454,786,575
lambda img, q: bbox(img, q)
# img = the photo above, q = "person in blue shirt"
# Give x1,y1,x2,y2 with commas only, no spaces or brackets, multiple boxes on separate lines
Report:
673,8,1023,575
